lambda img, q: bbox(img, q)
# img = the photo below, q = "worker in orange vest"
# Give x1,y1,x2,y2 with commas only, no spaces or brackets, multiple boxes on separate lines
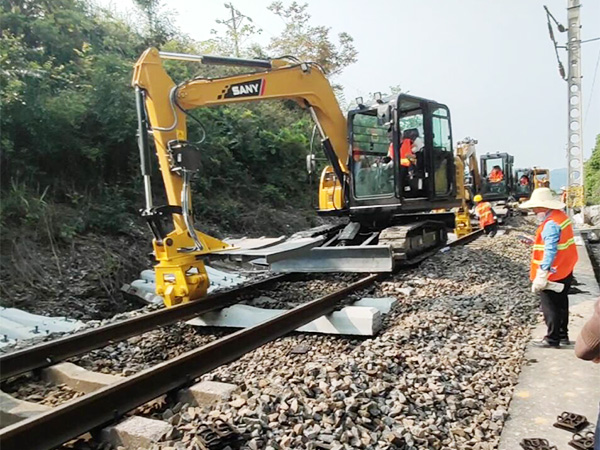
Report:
388,129,419,194
560,186,567,205
489,165,504,183
387,129,418,167
473,194,498,237
520,188,578,348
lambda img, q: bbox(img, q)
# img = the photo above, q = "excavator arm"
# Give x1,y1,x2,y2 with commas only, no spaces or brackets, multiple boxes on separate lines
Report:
131,48,349,306
453,137,482,236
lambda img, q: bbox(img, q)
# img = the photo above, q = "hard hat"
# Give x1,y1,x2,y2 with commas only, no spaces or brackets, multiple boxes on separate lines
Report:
473,194,483,202
560,186,566,191
519,187,565,210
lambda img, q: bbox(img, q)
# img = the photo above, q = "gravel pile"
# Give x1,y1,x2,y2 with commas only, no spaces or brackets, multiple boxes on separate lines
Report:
154,229,539,450
73,323,225,376
242,274,363,310
4,376,84,406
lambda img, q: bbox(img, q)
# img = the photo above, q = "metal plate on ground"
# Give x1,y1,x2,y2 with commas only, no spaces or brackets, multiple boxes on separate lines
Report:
214,236,326,262
269,245,393,273
222,236,286,250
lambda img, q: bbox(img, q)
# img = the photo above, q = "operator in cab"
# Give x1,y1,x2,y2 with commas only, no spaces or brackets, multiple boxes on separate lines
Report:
520,174,530,186
520,188,578,348
489,165,504,183
387,129,421,166
387,128,423,193
473,194,498,237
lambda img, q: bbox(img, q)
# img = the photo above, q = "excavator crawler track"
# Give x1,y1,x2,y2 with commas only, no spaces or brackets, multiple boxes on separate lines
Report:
378,221,448,261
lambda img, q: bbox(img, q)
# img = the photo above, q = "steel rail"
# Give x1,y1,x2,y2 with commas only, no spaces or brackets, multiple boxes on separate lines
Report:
0,274,381,450
448,228,485,247
0,275,288,381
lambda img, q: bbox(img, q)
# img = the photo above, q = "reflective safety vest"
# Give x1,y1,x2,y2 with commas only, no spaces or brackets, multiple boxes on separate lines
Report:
489,169,504,182
475,201,495,228
560,191,567,204
530,209,578,281
399,139,414,167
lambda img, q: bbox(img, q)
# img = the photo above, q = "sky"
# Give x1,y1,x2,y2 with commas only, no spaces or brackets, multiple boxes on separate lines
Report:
102,0,600,171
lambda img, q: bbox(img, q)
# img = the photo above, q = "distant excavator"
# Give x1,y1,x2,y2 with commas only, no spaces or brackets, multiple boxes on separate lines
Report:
132,48,471,306
514,167,534,201
532,167,551,189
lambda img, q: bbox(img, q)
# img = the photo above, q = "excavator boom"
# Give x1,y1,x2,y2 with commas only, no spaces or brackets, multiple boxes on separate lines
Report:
132,48,350,306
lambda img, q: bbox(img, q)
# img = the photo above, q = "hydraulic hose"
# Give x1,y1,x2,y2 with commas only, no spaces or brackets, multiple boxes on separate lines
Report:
181,170,204,251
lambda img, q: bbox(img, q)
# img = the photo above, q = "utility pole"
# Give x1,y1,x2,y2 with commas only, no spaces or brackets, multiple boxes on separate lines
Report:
218,2,250,57
229,3,240,58
566,0,585,216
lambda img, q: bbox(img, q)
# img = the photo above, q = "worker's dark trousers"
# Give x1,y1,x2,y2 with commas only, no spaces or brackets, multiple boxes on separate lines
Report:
399,165,409,193
483,222,498,237
539,272,573,345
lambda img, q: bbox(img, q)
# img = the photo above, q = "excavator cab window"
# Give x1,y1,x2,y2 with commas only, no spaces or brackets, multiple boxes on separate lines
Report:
350,111,395,198
397,99,426,199
515,169,533,198
483,158,505,183
430,107,453,197
480,154,513,200
533,169,550,188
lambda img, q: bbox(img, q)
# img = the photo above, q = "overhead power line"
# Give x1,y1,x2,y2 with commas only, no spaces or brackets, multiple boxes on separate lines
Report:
543,5,567,80
584,46,600,126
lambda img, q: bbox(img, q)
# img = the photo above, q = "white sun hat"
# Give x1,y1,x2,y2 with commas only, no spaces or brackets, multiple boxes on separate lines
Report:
519,187,565,210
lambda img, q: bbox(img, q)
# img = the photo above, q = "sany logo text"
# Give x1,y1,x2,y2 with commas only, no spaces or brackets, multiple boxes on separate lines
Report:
221,79,266,99
232,84,259,96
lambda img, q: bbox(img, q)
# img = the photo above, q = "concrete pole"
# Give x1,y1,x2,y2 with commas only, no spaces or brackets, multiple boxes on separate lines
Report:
566,0,584,216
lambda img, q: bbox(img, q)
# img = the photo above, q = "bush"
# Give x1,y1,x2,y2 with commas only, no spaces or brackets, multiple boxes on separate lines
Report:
585,135,600,205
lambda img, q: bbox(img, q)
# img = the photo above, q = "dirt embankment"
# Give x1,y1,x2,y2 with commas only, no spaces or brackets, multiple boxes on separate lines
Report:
0,203,325,320
0,230,150,320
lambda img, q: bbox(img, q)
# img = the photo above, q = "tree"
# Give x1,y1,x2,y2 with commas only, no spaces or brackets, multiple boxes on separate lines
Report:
132,0,175,47
267,1,357,76
202,3,262,57
584,134,600,205
0,0,348,237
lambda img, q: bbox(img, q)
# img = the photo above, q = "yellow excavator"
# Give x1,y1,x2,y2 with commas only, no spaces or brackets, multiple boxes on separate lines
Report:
132,48,469,306
532,167,551,189
453,137,482,236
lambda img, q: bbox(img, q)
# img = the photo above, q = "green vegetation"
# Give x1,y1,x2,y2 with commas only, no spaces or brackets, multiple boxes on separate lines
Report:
584,134,600,205
0,0,357,240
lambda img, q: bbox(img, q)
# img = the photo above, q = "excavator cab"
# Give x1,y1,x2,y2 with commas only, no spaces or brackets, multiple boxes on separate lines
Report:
346,94,458,224
514,168,533,200
480,152,514,201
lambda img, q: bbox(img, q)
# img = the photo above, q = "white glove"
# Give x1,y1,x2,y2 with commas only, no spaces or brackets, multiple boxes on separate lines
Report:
531,269,549,293
546,281,565,293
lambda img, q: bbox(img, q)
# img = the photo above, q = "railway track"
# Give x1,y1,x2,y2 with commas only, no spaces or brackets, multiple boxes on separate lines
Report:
0,274,289,381
0,229,483,450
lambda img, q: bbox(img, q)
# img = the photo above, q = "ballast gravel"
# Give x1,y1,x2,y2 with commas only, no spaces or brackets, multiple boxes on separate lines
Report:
152,223,541,450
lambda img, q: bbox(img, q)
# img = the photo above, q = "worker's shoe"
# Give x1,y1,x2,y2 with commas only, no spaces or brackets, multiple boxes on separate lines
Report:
560,338,573,346
532,338,560,348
